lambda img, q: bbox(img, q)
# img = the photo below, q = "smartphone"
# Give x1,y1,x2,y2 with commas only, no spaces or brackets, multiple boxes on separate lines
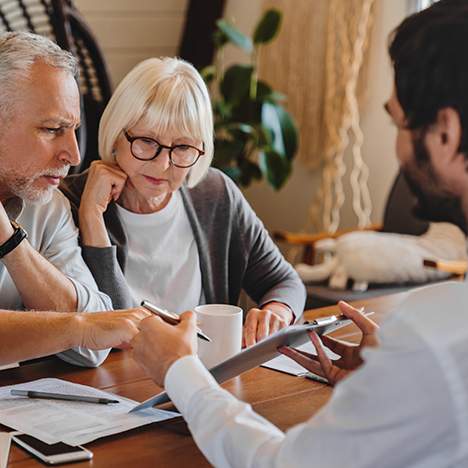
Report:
12,433,93,465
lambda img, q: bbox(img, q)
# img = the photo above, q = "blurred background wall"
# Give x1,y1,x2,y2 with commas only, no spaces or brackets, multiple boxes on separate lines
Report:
75,0,408,233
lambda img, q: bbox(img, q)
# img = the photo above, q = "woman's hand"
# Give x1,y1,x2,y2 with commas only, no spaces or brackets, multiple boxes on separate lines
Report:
243,302,293,347
279,301,379,386
79,161,128,247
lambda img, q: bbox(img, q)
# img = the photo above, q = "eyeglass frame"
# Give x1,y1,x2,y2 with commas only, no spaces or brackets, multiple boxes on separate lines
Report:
123,130,205,168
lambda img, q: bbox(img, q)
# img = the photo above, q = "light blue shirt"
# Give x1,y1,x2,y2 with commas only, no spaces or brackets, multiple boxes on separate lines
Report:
0,190,112,367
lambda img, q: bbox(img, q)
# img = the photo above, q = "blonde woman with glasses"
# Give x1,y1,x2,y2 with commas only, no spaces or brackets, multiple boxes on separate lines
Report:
60,57,305,347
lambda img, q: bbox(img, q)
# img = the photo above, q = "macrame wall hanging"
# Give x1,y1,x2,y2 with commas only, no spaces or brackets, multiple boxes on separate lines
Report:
320,0,375,233
259,0,376,233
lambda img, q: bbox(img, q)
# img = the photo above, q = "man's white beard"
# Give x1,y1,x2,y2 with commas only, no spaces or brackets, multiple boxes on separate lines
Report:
1,166,69,205
13,183,54,205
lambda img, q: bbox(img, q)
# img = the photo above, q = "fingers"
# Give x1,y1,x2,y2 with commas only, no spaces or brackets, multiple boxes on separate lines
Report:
338,301,379,334
309,331,334,380
243,308,289,347
137,315,163,332
320,334,356,357
256,309,271,342
269,310,288,335
243,309,259,347
179,311,197,333
278,346,326,377
289,347,319,361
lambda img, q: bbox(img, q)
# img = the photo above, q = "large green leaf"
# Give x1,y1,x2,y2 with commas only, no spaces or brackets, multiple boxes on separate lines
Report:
219,166,242,184
253,9,282,44
258,150,291,190
256,81,286,103
225,123,256,137
261,102,298,160
213,137,246,166
216,19,253,52
239,159,262,186
220,65,253,103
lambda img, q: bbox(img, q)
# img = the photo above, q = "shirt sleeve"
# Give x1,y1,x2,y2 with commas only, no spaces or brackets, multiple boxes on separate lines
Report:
41,193,113,367
81,245,135,310
165,320,456,468
225,177,306,320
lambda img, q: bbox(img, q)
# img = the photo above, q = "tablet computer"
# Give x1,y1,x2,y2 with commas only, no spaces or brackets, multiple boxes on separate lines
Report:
130,314,351,412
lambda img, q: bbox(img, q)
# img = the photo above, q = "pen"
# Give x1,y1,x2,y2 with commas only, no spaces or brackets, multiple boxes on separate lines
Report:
303,373,329,384
141,300,212,342
10,389,119,405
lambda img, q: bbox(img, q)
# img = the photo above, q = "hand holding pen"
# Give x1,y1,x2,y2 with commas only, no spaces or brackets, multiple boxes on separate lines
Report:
140,300,211,342
279,301,379,386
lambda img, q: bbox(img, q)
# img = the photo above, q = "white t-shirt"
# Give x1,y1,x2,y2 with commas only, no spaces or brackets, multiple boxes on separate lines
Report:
116,191,202,313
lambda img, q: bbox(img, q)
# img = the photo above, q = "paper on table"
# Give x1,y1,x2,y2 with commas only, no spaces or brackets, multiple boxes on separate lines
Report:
0,378,179,446
0,433,11,468
262,341,339,376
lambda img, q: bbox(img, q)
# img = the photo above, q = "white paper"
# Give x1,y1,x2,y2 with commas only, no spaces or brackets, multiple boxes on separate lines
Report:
0,433,11,468
262,341,339,376
0,378,179,446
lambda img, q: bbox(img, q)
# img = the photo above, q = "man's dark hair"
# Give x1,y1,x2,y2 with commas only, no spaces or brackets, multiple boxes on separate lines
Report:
389,0,468,156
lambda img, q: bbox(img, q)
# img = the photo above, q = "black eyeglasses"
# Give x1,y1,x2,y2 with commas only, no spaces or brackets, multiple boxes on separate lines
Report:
123,130,204,168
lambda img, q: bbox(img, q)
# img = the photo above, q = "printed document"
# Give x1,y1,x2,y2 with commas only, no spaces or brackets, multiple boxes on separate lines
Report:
0,378,178,446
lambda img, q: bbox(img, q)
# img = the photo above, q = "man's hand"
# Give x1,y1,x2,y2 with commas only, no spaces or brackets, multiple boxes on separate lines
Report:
279,301,379,386
76,308,151,350
131,311,198,387
243,302,293,347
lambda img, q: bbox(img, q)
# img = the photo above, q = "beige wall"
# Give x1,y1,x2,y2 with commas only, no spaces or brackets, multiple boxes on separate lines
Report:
240,0,408,232
74,0,408,233
74,0,188,85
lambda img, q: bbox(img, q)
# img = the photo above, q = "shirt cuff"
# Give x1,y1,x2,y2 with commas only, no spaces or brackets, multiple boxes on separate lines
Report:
165,355,219,415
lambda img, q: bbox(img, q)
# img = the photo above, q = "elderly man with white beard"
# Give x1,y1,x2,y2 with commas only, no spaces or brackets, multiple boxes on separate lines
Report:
0,31,114,367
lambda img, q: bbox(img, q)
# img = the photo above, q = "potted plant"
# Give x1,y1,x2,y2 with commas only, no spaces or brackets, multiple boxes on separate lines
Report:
202,9,299,190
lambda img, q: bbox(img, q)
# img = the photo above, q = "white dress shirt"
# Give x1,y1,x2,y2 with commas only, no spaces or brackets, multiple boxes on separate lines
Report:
165,281,468,467
0,190,113,367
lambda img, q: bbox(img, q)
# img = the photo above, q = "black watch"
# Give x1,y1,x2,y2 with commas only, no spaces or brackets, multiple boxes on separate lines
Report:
0,220,28,259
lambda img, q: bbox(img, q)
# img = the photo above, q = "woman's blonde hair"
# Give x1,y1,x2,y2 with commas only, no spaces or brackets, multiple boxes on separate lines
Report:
99,57,213,187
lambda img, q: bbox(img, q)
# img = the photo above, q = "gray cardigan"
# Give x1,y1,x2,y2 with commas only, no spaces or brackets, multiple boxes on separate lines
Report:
60,168,306,317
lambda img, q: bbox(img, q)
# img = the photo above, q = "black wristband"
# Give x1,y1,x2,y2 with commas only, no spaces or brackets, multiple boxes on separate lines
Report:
0,220,28,259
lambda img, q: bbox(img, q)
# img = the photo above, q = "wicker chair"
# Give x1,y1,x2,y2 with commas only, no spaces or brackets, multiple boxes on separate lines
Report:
0,0,112,172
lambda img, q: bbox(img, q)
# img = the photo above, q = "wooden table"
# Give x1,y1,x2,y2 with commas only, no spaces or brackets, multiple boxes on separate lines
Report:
2,292,407,467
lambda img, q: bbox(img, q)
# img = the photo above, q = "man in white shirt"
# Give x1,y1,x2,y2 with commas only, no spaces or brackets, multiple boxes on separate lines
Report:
131,1,468,466
0,32,114,366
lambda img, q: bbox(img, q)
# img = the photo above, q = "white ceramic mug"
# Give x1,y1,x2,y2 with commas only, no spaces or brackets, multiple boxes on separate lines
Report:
194,304,243,369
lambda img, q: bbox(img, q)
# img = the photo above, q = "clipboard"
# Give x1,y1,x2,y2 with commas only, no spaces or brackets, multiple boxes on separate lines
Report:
130,314,352,413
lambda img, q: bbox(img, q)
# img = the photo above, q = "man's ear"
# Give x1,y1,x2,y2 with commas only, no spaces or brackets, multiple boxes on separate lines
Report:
427,107,462,162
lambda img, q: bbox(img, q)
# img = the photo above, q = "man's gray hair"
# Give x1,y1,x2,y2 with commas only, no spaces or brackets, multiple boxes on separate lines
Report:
0,31,78,117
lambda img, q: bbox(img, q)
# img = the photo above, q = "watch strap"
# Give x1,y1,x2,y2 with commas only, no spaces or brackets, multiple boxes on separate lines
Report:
0,220,28,259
